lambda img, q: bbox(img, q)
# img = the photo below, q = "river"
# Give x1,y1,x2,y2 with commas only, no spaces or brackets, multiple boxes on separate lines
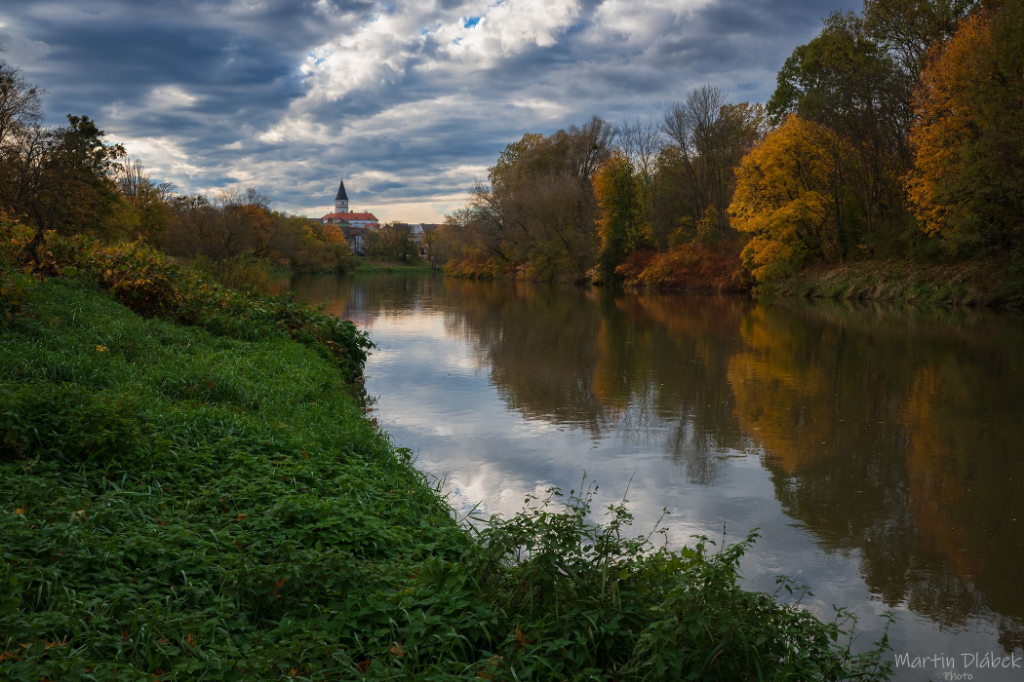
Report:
281,272,1024,681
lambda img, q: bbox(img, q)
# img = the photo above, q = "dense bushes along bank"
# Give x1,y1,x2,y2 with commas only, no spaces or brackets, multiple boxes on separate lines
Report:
1,230,893,680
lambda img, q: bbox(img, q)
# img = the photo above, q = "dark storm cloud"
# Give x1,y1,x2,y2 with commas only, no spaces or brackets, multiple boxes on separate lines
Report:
1,0,860,220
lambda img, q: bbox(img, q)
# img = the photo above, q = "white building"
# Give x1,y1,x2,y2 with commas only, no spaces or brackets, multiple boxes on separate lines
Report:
320,176,379,229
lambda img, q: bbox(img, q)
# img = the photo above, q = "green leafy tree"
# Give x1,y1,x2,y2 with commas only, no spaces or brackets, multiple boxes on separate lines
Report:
15,115,126,262
658,88,768,244
594,152,653,281
863,0,978,79
464,118,613,280
768,12,911,244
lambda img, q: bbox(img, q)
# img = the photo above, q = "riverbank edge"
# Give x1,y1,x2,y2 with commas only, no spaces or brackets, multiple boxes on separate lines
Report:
445,254,1024,310
352,259,434,274
761,258,1024,309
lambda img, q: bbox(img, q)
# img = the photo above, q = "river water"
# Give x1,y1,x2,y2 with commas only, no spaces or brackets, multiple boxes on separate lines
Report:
281,272,1024,681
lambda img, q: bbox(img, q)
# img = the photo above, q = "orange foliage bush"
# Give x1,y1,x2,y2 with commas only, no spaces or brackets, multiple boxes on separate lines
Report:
615,242,751,292
443,254,509,280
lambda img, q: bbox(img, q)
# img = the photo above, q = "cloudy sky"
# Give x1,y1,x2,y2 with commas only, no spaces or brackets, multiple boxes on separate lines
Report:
0,0,857,222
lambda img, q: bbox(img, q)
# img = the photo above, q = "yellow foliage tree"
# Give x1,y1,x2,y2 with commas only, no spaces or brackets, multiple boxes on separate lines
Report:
729,115,861,281
905,12,990,246
906,3,1024,254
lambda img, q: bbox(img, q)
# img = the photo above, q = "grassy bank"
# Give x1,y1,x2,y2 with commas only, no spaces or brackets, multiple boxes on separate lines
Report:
1,229,893,680
353,259,433,274
766,258,1024,308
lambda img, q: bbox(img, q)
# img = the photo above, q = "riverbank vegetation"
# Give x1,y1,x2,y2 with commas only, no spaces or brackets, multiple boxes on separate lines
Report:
0,226,898,679
0,58,354,291
434,0,1023,306
353,258,433,274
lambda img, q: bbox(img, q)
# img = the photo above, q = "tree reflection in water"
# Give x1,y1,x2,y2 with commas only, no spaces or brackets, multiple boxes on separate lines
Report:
285,272,1024,656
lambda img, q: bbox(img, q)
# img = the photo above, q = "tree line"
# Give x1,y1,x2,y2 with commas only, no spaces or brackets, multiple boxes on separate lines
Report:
0,54,352,280
438,0,1022,288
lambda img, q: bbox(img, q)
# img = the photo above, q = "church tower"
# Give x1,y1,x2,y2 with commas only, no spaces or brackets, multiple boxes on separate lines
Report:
334,176,349,213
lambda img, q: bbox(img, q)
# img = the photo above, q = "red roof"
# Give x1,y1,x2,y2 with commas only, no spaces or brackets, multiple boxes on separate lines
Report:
322,212,379,221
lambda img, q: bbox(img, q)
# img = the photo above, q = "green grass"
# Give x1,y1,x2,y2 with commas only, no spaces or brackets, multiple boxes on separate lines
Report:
0,280,475,679
0,275,894,680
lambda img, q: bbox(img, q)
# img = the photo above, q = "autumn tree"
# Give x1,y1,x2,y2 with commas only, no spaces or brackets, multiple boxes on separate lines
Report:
419,224,442,267
367,222,415,261
768,12,913,244
0,54,45,234
594,152,653,281
906,0,1024,255
863,0,977,79
617,117,662,191
464,117,613,280
112,157,174,243
659,86,767,243
729,116,862,281
2,114,126,262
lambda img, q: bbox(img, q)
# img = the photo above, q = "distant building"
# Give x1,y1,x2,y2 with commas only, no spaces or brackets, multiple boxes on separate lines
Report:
322,211,379,229
321,175,379,230
342,225,368,255
334,176,349,213
320,221,368,255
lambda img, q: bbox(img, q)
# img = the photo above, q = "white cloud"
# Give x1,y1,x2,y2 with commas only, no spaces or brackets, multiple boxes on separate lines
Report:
147,85,201,109
443,0,581,63
0,30,51,64
109,134,207,182
588,0,714,45
1,0,843,223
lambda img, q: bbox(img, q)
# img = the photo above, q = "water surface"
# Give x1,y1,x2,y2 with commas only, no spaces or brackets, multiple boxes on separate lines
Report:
284,273,1024,681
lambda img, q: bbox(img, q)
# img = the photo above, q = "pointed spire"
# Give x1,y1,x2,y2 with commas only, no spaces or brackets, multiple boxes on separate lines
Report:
335,177,348,201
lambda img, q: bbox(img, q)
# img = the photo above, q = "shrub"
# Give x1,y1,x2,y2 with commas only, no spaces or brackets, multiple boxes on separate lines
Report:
189,255,276,294
0,221,373,381
1,218,37,318
470,486,893,681
444,254,509,280
614,242,753,292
